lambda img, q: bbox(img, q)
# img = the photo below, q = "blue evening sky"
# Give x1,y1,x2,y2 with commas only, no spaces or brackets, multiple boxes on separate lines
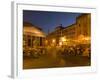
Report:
23,10,82,34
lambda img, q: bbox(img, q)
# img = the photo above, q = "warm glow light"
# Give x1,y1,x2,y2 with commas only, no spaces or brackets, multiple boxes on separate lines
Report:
45,40,48,44
78,35,90,41
52,39,56,43
59,41,62,46
61,36,66,42
78,35,84,40
84,37,90,41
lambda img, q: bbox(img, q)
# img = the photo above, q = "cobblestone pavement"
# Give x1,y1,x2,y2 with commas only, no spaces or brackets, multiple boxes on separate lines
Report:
23,54,90,69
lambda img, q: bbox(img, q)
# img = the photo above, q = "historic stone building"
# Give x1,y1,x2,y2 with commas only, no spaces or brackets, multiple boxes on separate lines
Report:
63,24,76,39
75,14,91,44
46,13,91,46
46,25,64,46
76,14,91,37
23,22,46,50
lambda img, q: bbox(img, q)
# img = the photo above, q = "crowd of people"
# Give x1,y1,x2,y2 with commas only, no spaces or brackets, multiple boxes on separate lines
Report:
23,44,91,59
57,44,90,57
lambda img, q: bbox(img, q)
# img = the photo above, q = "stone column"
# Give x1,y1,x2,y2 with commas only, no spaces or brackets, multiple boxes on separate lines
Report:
30,36,32,48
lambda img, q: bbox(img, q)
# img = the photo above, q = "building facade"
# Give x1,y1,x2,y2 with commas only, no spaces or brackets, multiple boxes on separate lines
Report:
76,14,91,44
76,14,91,37
23,22,46,56
46,13,91,46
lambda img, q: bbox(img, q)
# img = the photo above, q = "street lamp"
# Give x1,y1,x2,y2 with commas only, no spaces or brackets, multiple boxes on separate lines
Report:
59,36,67,46
61,36,66,42
52,39,56,43
59,41,62,46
